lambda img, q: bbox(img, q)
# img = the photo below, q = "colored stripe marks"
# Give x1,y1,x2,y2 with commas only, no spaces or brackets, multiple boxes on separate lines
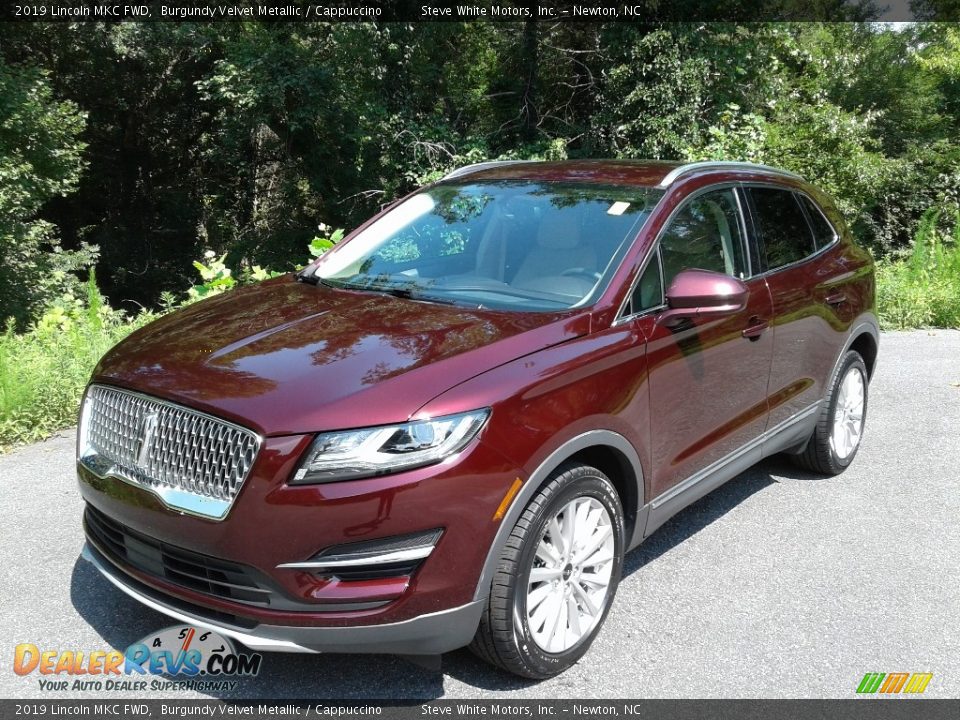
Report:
856,672,933,694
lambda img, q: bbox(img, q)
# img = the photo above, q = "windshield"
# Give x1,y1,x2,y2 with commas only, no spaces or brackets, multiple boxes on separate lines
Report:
311,181,663,311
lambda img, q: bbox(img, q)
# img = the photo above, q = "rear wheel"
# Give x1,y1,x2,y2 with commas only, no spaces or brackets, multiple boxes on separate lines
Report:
469,463,624,678
793,350,868,475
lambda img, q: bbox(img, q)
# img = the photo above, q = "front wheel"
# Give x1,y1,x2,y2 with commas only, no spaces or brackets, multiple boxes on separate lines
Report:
469,463,625,678
793,350,869,475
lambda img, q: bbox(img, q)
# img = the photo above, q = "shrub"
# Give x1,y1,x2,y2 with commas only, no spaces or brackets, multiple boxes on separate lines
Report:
0,272,155,450
187,224,343,302
0,60,93,327
877,209,960,329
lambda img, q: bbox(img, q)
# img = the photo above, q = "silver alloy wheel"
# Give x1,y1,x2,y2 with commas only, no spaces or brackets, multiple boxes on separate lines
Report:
526,496,615,653
831,365,866,461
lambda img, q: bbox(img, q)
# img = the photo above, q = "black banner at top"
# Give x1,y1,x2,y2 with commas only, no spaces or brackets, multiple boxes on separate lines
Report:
0,0,953,23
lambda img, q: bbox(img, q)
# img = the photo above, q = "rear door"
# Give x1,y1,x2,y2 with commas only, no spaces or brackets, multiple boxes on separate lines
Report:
628,186,775,502
743,185,851,430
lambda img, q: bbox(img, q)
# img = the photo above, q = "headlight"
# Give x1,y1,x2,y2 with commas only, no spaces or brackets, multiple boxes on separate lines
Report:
291,409,490,484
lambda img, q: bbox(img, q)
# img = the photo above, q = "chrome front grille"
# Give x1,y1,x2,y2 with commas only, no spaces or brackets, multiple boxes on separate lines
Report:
78,384,261,519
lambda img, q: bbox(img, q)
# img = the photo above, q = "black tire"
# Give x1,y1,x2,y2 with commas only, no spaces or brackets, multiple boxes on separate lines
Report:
469,462,625,679
792,350,869,475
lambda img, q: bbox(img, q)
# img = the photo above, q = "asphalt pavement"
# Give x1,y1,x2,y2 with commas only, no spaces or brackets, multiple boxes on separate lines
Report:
1,330,958,699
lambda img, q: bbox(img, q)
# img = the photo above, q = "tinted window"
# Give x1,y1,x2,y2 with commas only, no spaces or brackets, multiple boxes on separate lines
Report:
748,187,816,269
799,195,837,249
628,251,663,315
659,188,747,289
313,181,662,311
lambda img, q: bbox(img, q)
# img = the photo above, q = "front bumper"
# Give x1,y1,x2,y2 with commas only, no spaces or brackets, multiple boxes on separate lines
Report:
76,428,520,651
81,541,485,655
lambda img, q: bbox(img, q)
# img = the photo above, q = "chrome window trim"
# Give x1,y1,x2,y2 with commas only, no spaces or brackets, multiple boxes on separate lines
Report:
78,384,263,521
659,161,803,188
755,234,840,279
739,182,841,278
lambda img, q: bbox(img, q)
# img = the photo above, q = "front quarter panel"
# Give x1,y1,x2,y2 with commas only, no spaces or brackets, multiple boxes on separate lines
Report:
416,318,653,599
418,321,650,496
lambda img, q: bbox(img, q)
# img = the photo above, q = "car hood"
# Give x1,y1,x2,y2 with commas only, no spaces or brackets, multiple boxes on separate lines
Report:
92,276,589,435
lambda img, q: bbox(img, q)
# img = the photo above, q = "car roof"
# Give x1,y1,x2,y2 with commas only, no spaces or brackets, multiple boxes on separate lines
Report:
441,159,803,189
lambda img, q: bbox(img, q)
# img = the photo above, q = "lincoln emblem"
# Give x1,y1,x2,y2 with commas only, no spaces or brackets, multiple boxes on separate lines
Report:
135,412,159,469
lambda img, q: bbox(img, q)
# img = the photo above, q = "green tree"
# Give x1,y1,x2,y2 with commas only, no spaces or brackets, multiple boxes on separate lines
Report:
2,18,959,314
592,25,789,159
0,59,91,326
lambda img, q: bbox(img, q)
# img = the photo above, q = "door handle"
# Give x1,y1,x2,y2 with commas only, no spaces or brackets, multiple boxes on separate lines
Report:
741,318,768,341
825,292,847,306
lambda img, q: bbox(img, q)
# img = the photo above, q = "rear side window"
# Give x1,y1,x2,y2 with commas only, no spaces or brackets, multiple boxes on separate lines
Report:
798,195,837,249
748,187,816,270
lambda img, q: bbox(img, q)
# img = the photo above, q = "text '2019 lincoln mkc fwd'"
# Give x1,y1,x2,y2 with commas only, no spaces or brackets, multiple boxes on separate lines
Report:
78,160,878,678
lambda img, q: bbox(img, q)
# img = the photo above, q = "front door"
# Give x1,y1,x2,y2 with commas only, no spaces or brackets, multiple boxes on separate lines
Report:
635,187,774,502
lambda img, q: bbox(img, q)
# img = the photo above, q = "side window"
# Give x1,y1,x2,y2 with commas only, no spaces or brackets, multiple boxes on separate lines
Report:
628,251,663,315
659,188,747,289
748,187,816,269
798,194,837,249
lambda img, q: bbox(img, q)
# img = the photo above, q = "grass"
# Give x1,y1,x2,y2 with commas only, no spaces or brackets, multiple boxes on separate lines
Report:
876,209,960,330
0,274,154,452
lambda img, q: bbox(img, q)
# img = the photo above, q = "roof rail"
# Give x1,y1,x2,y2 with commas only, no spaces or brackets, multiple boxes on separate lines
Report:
442,160,536,181
658,161,803,188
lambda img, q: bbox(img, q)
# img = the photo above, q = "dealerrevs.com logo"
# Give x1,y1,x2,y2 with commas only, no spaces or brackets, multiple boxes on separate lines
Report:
13,625,262,693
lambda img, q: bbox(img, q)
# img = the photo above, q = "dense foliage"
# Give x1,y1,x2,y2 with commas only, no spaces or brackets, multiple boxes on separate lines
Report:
0,61,94,325
877,209,960,329
0,273,158,449
1,21,958,321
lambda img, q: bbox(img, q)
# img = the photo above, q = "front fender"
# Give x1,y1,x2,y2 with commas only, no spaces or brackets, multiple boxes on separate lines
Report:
415,326,652,601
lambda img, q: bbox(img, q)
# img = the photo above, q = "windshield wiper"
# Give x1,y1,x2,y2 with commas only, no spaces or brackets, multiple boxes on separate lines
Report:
309,277,480,308
296,269,323,286
377,285,474,307
298,274,355,291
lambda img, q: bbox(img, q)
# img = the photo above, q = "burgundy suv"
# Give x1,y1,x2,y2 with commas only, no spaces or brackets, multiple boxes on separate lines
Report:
78,160,877,678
